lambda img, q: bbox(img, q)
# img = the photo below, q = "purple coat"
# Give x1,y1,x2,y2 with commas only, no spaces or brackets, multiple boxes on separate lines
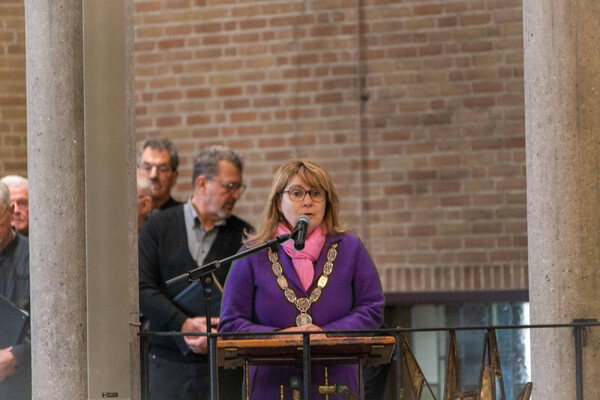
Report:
220,233,384,399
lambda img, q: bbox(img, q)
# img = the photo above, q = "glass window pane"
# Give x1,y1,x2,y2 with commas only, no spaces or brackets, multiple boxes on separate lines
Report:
407,302,530,399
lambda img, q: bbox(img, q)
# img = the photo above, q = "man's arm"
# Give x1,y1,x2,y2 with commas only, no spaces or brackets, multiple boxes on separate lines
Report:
138,213,215,355
138,217,189,333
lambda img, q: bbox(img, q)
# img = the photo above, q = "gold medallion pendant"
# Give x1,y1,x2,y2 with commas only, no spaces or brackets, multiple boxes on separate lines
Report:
268,242,339,327
296,313,313,327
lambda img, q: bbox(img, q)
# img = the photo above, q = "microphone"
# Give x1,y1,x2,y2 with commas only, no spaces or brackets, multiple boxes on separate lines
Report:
293,215,310,251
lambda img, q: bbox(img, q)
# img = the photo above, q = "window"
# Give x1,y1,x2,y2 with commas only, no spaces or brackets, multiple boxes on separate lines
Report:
409,303,530,399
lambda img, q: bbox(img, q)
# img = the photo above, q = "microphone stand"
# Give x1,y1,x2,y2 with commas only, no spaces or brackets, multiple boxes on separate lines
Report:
165,232,294,400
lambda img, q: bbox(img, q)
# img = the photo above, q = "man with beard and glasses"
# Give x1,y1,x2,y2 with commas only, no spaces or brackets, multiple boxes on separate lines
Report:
137,138,182,211
139,145,252,400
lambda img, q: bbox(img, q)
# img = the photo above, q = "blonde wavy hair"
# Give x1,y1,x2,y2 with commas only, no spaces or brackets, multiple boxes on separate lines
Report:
244,159,346,247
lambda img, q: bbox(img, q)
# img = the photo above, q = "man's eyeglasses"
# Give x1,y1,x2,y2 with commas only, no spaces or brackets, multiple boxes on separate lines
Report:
210,178,247,195
282,186,326,202
139,162,172,174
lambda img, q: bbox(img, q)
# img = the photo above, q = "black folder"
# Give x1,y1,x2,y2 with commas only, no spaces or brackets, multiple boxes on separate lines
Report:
172,280,223,356
0,294,29,348
173,280,223,318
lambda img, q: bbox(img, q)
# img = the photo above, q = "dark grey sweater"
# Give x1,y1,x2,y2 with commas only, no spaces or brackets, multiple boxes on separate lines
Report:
138,204,252,361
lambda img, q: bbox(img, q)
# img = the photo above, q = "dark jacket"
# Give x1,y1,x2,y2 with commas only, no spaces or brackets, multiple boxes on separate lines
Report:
158,196,182,211
138,204,252,361
0,231,31,400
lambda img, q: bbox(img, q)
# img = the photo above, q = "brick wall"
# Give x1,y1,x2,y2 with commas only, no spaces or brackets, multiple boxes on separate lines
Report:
0,0,27,176
134,0,527,293
1,0,527,293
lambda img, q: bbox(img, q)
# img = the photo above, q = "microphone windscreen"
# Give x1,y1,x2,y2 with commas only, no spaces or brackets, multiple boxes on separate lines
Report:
295,214,310,226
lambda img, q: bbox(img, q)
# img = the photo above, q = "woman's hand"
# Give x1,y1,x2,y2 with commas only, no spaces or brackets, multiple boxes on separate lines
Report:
279,323,327,340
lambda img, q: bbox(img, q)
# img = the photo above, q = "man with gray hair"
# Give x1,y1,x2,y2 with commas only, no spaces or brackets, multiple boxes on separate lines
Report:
137,170,153,233
137,138,182,211
0,176,29,237
0,181,30,399
139,145,251,399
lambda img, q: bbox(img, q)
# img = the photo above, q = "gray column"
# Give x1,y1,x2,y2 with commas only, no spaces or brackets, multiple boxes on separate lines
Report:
25,1,87,398
25,0,138,399
524,1,600,399
83,1,138,399
123,1,142,398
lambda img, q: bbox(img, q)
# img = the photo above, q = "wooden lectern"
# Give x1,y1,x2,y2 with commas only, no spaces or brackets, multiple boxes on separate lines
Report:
218,336,396,400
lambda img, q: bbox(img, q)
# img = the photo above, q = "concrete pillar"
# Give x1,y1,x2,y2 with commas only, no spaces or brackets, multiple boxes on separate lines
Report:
25,1,87,398
122,2,142,398
25,0,138,399
523,1,600,399
83,1,138,399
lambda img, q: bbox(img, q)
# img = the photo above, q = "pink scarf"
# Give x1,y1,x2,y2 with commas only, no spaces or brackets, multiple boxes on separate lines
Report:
276,223,326,291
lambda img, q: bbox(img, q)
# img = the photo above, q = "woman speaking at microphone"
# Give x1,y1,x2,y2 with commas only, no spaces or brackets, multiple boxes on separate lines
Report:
219,159,384,399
